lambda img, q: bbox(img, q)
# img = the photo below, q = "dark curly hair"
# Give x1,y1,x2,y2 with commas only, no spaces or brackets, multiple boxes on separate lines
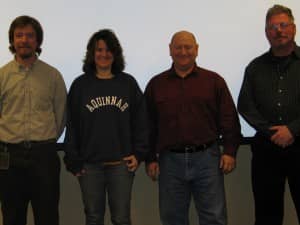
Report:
8,15,43,55
82,29,125,74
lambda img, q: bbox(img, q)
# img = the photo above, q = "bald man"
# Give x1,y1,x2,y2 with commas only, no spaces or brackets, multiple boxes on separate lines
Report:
144,31,241,225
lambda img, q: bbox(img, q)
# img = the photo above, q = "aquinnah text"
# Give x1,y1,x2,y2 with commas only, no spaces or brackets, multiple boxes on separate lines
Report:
86,96,129,112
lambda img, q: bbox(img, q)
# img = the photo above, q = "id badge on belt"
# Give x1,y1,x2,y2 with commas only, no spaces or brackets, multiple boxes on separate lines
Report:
0,144,9,170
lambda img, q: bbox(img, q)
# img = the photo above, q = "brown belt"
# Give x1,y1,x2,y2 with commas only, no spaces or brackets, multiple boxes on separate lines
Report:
102,160,122,166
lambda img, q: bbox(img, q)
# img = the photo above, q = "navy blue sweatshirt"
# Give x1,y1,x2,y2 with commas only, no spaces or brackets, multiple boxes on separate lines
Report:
64,72,149,174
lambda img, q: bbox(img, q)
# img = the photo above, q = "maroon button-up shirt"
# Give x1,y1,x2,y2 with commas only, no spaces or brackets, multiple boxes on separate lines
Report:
145,64,241,162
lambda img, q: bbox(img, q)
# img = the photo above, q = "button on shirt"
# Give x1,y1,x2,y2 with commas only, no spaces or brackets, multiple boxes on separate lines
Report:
238,46,300,138
0,59,67,143
145,64,241,161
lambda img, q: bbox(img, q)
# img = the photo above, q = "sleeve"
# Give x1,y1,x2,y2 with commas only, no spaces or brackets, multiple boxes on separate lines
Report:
53,70,67,139
217,77,242,157
63,80,84,174
237,67,273,138
288,120,300,137
130,78,149,162
144,79,159,163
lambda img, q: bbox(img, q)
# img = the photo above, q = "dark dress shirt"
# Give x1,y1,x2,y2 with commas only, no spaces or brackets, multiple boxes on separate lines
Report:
145,64,241,162
238,45,300,139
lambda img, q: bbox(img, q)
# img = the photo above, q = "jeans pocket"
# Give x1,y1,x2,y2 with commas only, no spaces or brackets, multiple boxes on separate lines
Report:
207,144,221,157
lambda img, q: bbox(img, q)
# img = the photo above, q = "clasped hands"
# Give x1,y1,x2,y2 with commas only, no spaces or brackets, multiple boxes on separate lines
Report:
269,125,294,148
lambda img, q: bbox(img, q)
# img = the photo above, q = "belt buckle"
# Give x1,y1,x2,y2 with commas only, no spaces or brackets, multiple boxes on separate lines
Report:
184,146,195,153
23,141,32,149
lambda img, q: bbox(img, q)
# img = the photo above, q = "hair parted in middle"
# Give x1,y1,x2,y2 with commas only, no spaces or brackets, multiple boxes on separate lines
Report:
82,29,125,74
8,15,44,55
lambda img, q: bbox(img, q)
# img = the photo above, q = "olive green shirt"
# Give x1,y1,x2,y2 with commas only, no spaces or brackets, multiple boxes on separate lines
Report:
0,59,67,143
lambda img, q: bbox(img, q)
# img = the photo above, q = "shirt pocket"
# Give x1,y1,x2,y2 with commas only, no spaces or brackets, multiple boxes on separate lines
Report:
156,97,178,119
1,78,26,114
30,82,52,112
155,97,179,131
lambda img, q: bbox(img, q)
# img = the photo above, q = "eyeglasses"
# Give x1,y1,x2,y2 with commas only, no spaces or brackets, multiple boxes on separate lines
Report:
267,22,294,31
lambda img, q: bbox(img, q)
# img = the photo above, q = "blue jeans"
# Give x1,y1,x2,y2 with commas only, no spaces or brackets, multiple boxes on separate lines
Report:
158,143,227,225
78,162,134,225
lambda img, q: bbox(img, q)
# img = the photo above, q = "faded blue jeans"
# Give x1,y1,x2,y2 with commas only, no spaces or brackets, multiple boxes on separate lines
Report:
78,162,134,225
158,143,227,225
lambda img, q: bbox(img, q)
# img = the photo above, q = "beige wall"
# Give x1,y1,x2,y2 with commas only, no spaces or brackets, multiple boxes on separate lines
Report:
0,145,298,225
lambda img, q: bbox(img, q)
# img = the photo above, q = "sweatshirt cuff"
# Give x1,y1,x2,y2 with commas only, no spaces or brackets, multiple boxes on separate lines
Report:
134,151,147,163
64,157,84,175
145,151,158,164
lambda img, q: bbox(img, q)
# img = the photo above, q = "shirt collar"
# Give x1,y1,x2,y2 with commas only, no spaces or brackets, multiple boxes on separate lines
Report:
267,43,300,61
168,63,198,79
12,57,39,72
294,45,300,59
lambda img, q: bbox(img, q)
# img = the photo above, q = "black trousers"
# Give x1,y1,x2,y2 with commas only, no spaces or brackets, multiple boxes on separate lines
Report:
251,135,300,225
0,142,60,225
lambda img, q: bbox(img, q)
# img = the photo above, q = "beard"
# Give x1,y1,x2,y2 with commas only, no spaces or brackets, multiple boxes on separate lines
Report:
273,38,293,49
19,52,35,59
16,48,36,60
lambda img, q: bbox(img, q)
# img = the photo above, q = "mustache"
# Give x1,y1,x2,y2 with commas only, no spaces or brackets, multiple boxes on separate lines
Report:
275,34,288,39
17,45,31,48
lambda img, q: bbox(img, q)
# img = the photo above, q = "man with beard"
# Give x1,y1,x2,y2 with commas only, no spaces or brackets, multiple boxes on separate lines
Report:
0,15,67,225
238,5,300,225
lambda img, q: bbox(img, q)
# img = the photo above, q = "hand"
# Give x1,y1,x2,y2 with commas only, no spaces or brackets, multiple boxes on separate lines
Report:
270,125,294,148
145,162,159,181
219,154,236,174
75,169,86,177
123,155,138,172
